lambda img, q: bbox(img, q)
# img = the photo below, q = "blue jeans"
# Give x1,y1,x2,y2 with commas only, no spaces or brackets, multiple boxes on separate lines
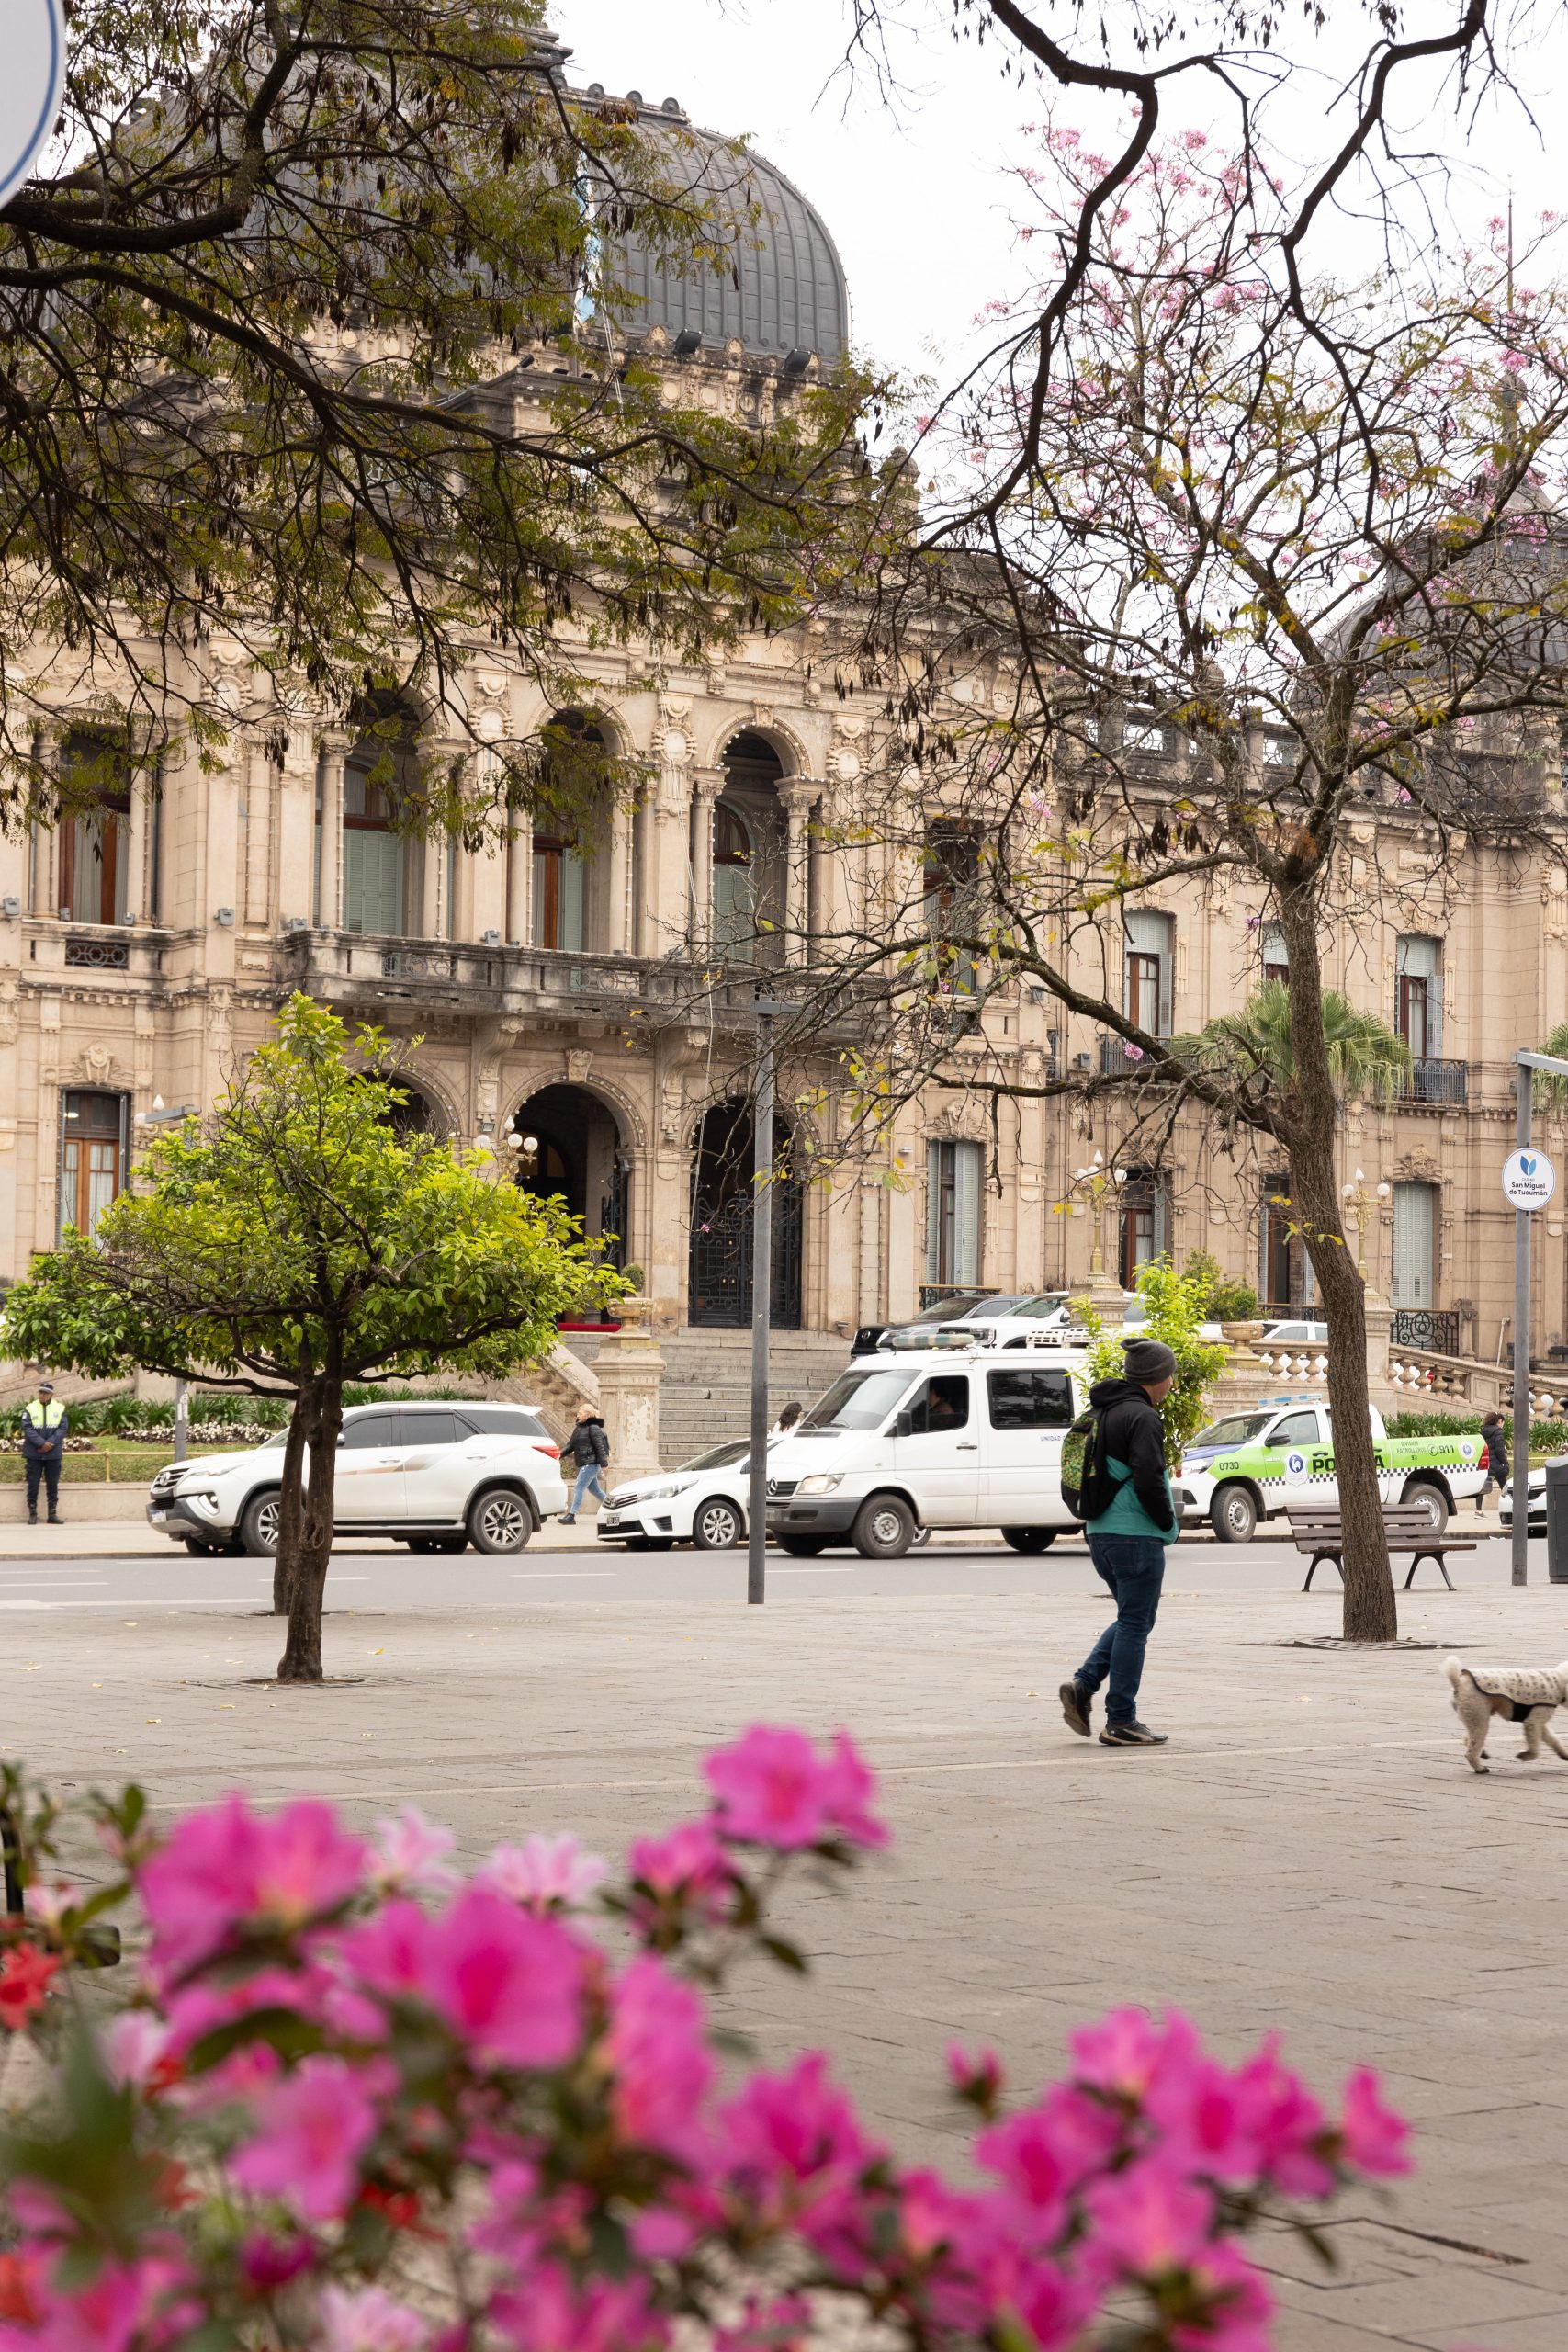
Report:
1078,1535,1167,1724
570,1464,606,1511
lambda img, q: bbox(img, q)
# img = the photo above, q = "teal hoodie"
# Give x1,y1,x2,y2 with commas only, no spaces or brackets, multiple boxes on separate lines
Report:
1083,1376,1179,1545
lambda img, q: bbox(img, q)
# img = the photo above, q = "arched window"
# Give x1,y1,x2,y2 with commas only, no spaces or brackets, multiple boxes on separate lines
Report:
57,735,131,927
532,713,604,952
712,800,754,948
342,756,409,935
61,1090,126,1238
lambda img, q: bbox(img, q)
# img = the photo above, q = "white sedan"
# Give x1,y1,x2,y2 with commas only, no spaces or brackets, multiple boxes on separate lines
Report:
595,1442,754,1550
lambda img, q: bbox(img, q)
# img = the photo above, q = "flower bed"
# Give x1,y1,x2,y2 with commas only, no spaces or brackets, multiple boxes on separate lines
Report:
0,1729,1408,2352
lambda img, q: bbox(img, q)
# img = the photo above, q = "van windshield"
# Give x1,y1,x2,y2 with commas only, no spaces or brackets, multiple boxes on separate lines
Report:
801,1370,912,1431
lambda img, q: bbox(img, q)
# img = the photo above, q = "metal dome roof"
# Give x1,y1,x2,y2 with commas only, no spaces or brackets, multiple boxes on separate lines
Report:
589,95,851,365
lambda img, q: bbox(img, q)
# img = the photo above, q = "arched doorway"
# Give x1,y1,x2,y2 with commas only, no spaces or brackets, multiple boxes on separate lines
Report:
363,1075,443,1139
688,1100,803,1329
511,1083,630,1312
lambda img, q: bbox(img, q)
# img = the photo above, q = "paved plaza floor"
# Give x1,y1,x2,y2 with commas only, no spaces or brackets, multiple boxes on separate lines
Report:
6,1571,1568,2348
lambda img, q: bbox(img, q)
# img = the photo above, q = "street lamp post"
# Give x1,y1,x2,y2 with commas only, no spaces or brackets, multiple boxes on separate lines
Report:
1507,1052,1568,1586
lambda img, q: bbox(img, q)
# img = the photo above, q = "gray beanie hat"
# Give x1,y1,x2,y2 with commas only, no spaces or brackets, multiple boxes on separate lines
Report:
1122,1336,1177,1386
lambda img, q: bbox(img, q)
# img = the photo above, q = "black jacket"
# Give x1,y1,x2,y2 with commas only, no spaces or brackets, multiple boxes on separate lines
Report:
1482,1419,1508,1474
1088,1376,1177,1535
563,1415,610,1468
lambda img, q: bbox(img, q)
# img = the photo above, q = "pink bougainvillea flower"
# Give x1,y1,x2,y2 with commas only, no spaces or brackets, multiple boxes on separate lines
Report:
420,1886,584,2070
627,1819,733,1922
976,2085,1122,2225
317,2283,430,2352
237,2233,316,2294
720,2052,878,2244
1070,2005,1197,2102
946,2041,1003,2109
1228,2040,1331,2196
705,1727,886,1851
479,1833,607,1914
231,2053,379,2222
1081,2154,1214,2280
1337,2067,1411,2177
138,1794,365,1975
102,2011,174,2090
605,1956,713,2162
370,1807,458,1895
0,1943,59,2030
491,2264,669,2352
1172,2239,1273,2352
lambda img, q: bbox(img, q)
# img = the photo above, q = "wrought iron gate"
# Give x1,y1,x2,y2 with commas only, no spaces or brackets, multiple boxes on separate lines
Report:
689,1182,803,1328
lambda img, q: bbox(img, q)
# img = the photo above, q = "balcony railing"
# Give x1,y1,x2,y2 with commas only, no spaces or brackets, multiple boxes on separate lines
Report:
1398,1057,1468,1106
1390,1307,1461,1355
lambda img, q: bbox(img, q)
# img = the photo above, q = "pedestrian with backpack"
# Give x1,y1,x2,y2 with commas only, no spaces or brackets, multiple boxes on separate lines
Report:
558,1406,610,1523
1059,1337,1179,1747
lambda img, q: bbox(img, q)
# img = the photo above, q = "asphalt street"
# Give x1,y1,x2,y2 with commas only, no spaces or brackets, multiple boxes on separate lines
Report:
0,1522,1548,1609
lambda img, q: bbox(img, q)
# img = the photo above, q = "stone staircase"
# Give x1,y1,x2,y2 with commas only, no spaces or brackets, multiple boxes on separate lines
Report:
570,1328,850,1466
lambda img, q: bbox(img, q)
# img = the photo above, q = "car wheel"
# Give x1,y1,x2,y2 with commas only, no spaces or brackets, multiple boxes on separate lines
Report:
1401,1479,1449,1535
692,1496,745,1550
238,1490,280,1556
852,1494,916,1558
1210,1483,1258,1544
1001,1527,1058,1554
777,1535,829,1555
467,1488,533,1555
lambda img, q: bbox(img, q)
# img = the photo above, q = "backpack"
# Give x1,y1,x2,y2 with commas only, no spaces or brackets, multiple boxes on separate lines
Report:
1060,1400,1119,1521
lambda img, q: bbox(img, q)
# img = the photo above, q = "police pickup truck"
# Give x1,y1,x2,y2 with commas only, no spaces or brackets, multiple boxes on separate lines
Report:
1175,1394,1485,1542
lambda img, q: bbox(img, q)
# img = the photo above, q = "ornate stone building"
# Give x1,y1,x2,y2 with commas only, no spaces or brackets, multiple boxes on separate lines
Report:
1,67,1564,1397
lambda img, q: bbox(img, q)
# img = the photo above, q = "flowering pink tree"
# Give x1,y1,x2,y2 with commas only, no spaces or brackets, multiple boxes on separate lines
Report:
779,134,1568,1638
0,1729,1408,2352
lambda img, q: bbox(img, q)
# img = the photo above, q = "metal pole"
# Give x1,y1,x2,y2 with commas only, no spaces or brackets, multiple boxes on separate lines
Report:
173,1376,189,1465
1513,1062,1532,1587
747,1013,774,1607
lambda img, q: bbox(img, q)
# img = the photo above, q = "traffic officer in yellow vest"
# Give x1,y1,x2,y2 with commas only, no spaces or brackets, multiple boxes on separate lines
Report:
20,1379,67,1525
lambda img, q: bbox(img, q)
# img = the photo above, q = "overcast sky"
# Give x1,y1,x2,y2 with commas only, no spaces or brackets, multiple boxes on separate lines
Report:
557,0,1568,385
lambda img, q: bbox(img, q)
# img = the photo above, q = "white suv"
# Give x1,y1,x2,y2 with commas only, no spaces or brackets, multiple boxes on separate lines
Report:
147,1401,568,1557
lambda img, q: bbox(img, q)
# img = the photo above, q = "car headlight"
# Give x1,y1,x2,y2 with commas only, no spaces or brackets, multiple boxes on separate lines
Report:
630,1479,692,1503
797,1473,842,1496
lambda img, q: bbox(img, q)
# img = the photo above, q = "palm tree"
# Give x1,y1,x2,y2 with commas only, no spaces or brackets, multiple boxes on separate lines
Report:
1532,1022,1568,1111
1177,980,1410,1104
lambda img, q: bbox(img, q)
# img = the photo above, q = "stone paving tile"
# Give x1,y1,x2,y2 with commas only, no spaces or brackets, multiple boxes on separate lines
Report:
7,1580,1568,2346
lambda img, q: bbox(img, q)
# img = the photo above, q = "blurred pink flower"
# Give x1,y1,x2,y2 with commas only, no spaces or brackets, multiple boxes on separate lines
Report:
480,1833,607,1914
318,2283,429,2352
1338,2066,1411,2177
231,2054,379,2222
606,1957,714,2161
627,1818,732,1921
1082,2153,1214,2278
140,1795,365,1975
370,1808,458,1895
705,1726,886,1851
421,1887,585,2070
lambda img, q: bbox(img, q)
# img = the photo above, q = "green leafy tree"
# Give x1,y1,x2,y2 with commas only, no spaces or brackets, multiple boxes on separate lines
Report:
1179,1250,1258,1326
0,0,875,820
2,996,617,1682
1075,1259,1230,1466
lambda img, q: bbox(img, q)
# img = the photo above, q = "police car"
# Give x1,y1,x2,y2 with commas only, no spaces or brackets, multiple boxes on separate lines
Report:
1174,1395,1485,1542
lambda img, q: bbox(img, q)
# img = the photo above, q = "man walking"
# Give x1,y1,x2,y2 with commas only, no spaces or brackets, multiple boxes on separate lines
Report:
1478,1409,1509,1514
1060,1338,1179,1747
558,1404,610,1523
20,1378,68,1526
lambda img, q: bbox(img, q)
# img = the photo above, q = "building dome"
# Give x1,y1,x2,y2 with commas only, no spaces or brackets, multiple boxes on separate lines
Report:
584,88,851,365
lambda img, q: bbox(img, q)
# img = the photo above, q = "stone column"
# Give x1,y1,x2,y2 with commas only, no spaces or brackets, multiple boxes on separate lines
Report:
591,1291,665,1476
124,767,148,924
781,781,818,965
605,803,632,953
506,818,533,945
690,770,721,947
316,728,351,930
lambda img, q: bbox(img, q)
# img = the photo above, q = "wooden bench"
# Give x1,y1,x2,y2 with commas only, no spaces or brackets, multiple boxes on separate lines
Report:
1287,1503,1478,1592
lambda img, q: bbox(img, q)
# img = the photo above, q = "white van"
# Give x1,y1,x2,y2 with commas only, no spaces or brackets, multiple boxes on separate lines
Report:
763,1340,1088,1557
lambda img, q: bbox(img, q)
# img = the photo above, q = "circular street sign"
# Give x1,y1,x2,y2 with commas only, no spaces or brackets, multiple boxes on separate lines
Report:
0,0,65,215
1502,1148,1557,1213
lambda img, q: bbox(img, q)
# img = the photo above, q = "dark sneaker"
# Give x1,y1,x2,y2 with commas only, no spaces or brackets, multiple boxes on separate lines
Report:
1059,1680,1092,1738
1099,1721,1168,1747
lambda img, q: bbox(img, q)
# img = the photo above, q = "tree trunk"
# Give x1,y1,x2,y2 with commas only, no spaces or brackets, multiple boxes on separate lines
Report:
1279,890,1397,1642
271,1406,309,1615
276,1373,344,1682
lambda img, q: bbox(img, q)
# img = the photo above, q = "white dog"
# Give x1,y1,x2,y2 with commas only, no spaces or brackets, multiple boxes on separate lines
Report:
1443,1656,1568,1774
